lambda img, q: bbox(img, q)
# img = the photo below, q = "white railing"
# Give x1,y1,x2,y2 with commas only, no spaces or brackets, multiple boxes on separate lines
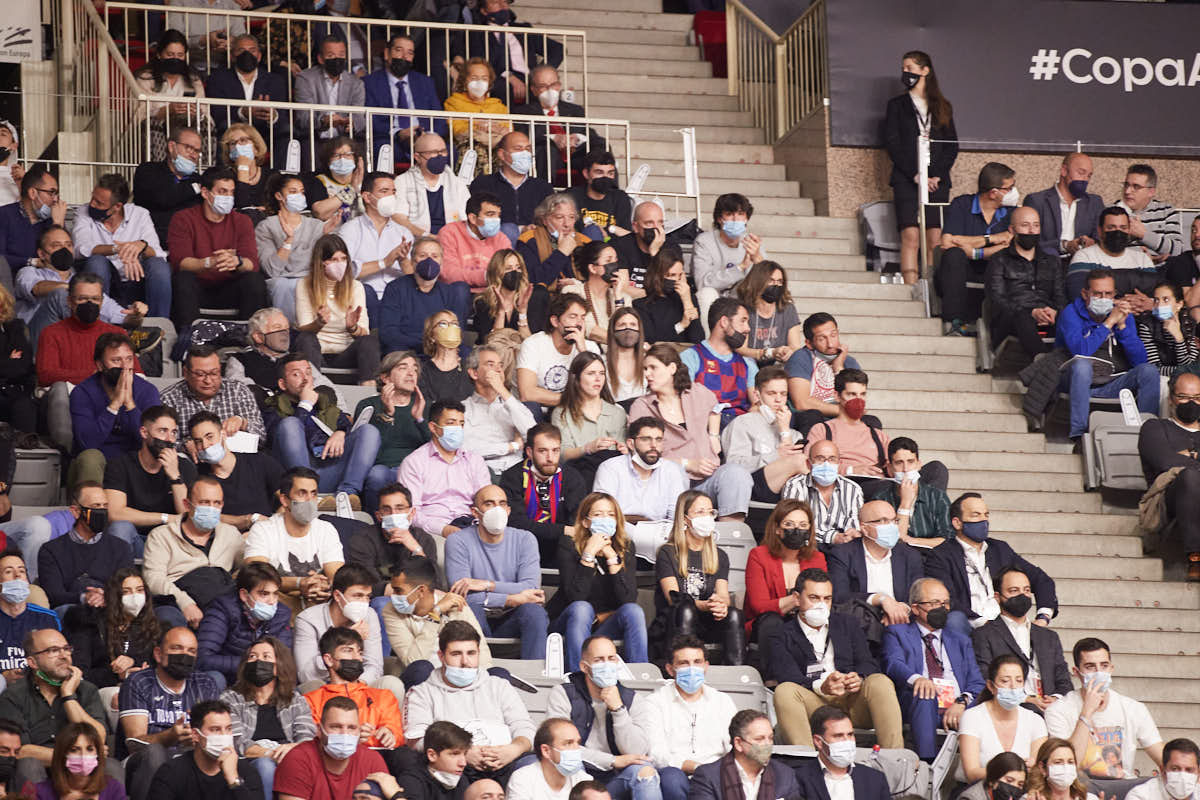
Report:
103,1,588,109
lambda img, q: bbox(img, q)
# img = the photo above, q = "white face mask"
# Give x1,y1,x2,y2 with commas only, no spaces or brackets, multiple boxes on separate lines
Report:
803,603,829,628
689,514,716,538
467,79,489,99
430,770,462,789
340,597,371,623
121,592,147,616
1000,186,1020,207
1046,763,1077,789
203,733,234,759
1165,771,1199,800
375,193,398,217
538,88,560,108
481,505,508,533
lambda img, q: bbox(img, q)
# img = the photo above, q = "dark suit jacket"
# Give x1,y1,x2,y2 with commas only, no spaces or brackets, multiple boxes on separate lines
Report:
1023,186,1106,258
792,758,890,800
881,621,985,701
205,67,290,140
1163,249,1200,289
498,460,589,566
511,100,607,175
883,93,958,187
362,69,448,153
922,536,1058,622
689,753,802,800
764,611,878,687
970,616,1073,696
458,20,563,86
826,540,924,606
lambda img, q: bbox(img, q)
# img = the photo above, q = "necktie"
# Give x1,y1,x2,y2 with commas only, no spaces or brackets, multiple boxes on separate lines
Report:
923,633,944,679
395,79,410,109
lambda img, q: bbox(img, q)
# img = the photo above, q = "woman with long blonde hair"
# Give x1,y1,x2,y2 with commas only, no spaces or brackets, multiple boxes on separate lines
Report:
294,233,379,385
471,248,543,339
651,490,745,664
416,309,473,404
546,491,647,669
1023,738,1098,800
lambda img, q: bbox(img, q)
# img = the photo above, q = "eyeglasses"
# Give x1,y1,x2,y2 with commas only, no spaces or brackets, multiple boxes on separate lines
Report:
175,142,202,157
36,186,60,198
1122,182,1151,191
418,149,448,157
187,369,221,379
863,517,899,526
33,645,73,658
912,600,948,609
1174,393,1200,403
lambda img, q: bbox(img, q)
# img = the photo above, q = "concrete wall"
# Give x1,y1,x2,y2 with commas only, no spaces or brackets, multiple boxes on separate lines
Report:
777,107,1200,220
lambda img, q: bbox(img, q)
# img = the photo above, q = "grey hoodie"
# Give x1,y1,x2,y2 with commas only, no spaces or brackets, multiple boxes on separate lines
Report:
403,666,535,749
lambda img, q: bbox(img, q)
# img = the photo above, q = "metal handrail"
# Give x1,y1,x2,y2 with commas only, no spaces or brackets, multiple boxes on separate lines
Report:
724,0,826,143
104,0,589,109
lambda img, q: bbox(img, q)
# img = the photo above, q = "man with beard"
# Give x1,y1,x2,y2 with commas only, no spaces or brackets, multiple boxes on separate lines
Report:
593,417,689,564
785,312,862,436
516,293,599,409
1066,206,1157,304
499,423,587,566
681,297,757,427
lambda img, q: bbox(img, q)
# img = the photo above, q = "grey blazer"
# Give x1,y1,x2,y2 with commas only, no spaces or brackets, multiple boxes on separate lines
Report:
293,66,366,136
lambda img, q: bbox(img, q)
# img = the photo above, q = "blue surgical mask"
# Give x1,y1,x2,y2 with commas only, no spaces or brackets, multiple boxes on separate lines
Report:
721,219,747,239
554,747,585,776
35,203,52,220
589,517,617,538
191,504,221,531
477,216,501,239
330,157,355,176
284,193,308,213
871,522,900,549
674,665,705,694
381,513,410,531
995,686,1026,710
444,665,477,687
212,195,235,215
1154,305,1175,321
390,589,418,615
589,661,620,688
200,443,226,464
323,731,358,759
173,154,197,176
509,150,532,175
231,143,255,161
251,600,277,621
0,579,29,604
437,425,464,451
1088,296,1114,317
810,462,839,486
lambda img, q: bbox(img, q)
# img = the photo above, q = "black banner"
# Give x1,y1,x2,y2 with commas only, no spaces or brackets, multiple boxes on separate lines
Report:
827,0,1200,153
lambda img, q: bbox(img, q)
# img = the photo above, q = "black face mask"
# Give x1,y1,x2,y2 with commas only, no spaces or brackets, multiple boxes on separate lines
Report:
0,148,9,164
101,366,123,386
87,205,113,223
245,659,276,687
0,754,15,784
780,529,809,550
640,228,657,246
589,176,617,195
485,8,513,24
925,606,948,630
1102,230,1128,253
1176,401,1200,424
901,71,921,89
323,58,347,77
761,285,784,304
991,782,1023,800
389,58,413,79
162,653,196,680
335,658,365,681
613,329,639,349
49,247,74,271
76,301,100,325
662,278,676,296
1014,232,1039,251
1000,594,1033,618
724,331,747,350
234,51,259,73
602,262,623,282
146,437,173,458
158,58,189,76
500,270,521,291
82,506,108,533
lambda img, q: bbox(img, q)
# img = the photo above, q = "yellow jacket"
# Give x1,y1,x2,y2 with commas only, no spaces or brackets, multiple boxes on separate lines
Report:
444,92,510,139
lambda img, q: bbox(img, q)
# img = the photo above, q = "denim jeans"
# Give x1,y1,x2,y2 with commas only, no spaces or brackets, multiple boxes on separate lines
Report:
1058,360,1160,438
267,276,302,323
599,763,665,800
692,463,753,517
272,416,382,494
0,517,53,581
107,520,144,560
363,464,397,513
370,595,393,658
551,601,648,671
82,254,172,318
471,602,549,659
251,756,276,800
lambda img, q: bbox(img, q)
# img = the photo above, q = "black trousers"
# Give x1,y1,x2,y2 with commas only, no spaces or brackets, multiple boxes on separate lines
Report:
664,596,746,665
851,460,949,497
751,611,786,678
294,330,382,385
990,307,1049,357
172,270,269,328
1166,467,1200,553
935,248,987,322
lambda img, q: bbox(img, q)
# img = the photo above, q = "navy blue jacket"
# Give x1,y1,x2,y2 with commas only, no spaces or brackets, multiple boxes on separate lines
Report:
882,621,985,702
689,753,802,800
792,757,890,800
363,69,447,154
0,202,52,270
36,531,134,609
469,171,553,226
205,66,290,140
923,536,1058,622
379,275,471,354
196,591,293,681
825,539,924,606
764,611,878,687
0,605,59,673
1023,186,1105,258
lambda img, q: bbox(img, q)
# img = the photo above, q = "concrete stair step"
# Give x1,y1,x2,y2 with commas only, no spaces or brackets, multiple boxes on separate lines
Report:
596,105,754,127
1142,704,1200,728
621,139,776,163
631,158,788,182
591,89,740,111
1058,605,1200,634
1053,627,1200,657
775,251,864,269
908,429,1062,454
1003,531,1143,558
786,282,914,302
642,175,800,197
792,216,860,238
1057,579,1199,611
1024,553,1161,581
860,369,989,395
522,9,696,30
518,0,655,12
1112,677,1200,703
567,25,690,45
576,75,726,97
763,236,860,255
818,332,973,356
851,352,976,374
634,124,765,145
787,269,880,284
834,315,942,336
952,489,1100,513
563,57,711,78
990,510,1134,536
935,450,1082,473
869,389,1018,414
878,410,1027,432
1099,654,1200,679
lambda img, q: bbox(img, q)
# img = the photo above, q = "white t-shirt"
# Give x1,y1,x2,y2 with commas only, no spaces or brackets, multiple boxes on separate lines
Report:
956,704,1047,782
243,513,345,577
1044,689,1161,778
516,331,600,393
506,761,590,800
1070,243,1155,271
1125,778,1172,800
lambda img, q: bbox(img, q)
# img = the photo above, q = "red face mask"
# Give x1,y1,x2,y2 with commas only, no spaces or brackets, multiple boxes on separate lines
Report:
843,397,866,420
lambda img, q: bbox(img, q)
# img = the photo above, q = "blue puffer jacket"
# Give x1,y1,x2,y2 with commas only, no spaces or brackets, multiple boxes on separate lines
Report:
196,592,293,681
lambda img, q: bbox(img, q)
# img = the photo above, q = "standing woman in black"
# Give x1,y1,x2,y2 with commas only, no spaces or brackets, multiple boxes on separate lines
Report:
885,50,959,285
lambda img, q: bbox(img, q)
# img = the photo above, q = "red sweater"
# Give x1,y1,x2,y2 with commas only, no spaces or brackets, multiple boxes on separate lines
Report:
36,317,142,387
165,205,259,283
744,544,826,632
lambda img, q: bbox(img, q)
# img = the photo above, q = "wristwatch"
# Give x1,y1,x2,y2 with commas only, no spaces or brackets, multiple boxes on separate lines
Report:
984,234,992,247
228,777,244,788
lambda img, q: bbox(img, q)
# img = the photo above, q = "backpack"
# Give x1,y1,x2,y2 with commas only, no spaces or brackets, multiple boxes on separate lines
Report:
171,319,249,362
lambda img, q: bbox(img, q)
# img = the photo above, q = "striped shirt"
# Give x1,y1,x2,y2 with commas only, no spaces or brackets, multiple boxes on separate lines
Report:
161,378,267,444
1120,198,1182,258
779,474,863,545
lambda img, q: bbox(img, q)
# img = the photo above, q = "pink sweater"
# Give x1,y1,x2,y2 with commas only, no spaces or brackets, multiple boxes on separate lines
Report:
436,221,512,289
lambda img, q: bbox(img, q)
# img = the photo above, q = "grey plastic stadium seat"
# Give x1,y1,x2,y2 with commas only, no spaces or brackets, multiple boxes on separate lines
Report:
1082,410,1152,492
12,449,63,506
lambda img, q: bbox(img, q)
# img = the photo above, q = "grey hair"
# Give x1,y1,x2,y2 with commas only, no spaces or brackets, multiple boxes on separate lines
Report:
530,64,559,84
378,349,420,378
533,192,576,225
231,33,259,50
412,234,442,254
248,307,286,334
908,577,947,606
465,344,502,371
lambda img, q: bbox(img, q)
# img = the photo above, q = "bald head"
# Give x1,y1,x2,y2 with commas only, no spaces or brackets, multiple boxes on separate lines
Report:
416,132,445,155
859,500,895,526
808,439,840,461
499,131,529,152
465,779,504,800
1009,205,1040,230
1059,152,1094,191
1173,373,1200,416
